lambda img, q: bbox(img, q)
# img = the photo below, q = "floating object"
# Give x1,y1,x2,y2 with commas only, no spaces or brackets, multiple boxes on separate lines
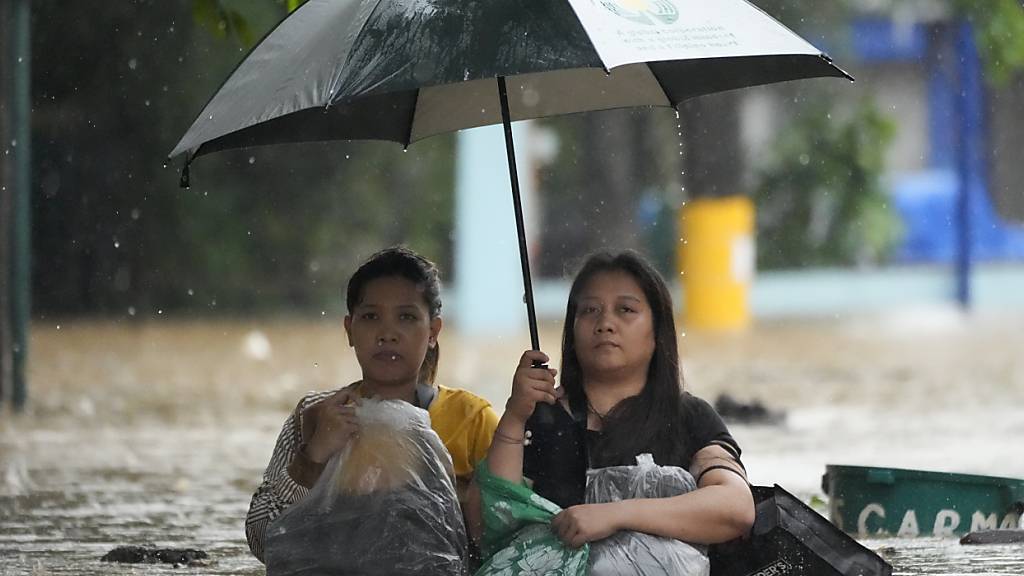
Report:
960,528,1024,545
823,465,1024,538
710,485,892,576
714,393,785,425
100,546,207,565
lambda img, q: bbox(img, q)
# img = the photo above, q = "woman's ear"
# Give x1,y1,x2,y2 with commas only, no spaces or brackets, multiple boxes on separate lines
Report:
429,316,443,347
343,315,354,346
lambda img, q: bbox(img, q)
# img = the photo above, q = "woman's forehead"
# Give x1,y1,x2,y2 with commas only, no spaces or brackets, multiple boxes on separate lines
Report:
579,270,645,299
357,276,427,305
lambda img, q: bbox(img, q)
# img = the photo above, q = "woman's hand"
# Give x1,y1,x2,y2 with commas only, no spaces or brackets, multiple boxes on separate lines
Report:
551,502,624,548
504,350,561,426
305,388,360,463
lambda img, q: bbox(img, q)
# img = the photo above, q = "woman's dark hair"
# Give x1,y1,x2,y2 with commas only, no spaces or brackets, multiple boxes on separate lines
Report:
346,246,443,385
560,250,686,468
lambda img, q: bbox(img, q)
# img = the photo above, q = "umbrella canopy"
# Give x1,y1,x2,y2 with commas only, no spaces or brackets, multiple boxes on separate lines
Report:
171,0,849,160
170,0,852,349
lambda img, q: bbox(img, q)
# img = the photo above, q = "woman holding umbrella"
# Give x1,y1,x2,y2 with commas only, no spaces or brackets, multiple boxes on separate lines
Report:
473,250,753,559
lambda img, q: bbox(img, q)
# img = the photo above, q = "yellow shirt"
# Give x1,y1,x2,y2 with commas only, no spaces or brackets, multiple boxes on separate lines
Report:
426,385,499,483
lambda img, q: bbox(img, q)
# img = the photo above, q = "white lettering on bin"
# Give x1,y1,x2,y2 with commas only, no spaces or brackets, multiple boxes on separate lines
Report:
933,509,961,537
897,510,920,537
858,503,886,536
971,511,999,532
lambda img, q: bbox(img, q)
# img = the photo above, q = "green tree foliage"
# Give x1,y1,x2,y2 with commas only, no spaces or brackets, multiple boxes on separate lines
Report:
951,0,1024,84
754,102,900,269
32,0,453,316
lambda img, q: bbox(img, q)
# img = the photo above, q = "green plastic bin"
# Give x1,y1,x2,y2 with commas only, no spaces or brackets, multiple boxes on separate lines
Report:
822,464,1024,538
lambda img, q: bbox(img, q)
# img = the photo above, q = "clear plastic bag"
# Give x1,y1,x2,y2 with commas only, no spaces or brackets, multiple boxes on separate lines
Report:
265,398,468,576
585,454,710,576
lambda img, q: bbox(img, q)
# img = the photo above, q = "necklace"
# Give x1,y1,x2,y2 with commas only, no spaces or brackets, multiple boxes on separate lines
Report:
586,398,610,422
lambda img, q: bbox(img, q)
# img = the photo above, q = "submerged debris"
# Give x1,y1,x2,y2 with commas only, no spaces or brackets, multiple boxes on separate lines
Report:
960,529,1024,545
100,546,208,565
714,393,785,425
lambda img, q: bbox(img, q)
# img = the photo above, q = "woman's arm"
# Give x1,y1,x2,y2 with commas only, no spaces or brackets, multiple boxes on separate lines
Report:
244,401,314,563
465,350,560,543
551,444,754,547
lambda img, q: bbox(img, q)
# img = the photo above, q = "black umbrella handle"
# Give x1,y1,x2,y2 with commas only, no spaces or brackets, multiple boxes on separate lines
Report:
497,76,541,354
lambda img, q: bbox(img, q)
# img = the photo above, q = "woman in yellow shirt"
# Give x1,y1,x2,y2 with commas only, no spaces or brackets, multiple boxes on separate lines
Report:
245,247,498,563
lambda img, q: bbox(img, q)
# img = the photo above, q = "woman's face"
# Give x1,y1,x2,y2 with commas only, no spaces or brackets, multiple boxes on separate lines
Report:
572,269,656,381
344,276,441,388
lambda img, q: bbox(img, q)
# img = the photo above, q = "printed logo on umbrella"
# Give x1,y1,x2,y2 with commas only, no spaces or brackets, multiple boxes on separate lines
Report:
591,0,680,26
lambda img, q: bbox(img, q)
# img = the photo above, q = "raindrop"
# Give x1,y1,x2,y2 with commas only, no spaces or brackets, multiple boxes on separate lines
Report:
11,139,17,147
144,100,151,107
187,289,194,296
128,306,136,316
113,239,120,248
680,331,687,338
158,309,163,315
248,156,256,164
321,311,326,316
56,325,61,331
313,362,319,368
345,154,350,160
131,209,140,220
799,153,810,165
128,58,138,70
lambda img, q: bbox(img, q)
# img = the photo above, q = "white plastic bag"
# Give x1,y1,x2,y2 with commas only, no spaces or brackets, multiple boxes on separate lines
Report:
585,454,710,576
265,398,468,576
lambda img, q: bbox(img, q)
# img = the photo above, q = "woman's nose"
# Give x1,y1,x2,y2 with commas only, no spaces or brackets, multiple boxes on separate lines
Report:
595,312,615,333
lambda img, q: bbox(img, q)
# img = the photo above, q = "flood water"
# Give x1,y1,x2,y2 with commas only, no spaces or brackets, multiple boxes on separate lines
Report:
2,310,1023,575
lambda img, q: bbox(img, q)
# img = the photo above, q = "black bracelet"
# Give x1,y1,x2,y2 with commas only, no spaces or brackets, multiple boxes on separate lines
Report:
696,464,748,485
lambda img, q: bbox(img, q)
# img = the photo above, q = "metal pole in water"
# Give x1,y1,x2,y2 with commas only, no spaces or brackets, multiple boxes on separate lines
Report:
0,0,10,409
9,0,32,411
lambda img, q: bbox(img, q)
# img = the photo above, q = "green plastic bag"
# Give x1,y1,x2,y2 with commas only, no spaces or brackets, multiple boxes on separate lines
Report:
475,459,589,576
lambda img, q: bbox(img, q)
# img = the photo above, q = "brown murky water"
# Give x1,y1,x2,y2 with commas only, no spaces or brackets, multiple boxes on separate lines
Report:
2,310,1023,575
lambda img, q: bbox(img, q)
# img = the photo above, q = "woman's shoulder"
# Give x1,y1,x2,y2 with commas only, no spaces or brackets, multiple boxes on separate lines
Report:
292,385,351,413
679,391,716,414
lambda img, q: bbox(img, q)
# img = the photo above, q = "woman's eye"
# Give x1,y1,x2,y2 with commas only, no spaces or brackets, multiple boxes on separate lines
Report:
400,313,418,321
579,305,599,315
619,306,635,313
361,312,378,321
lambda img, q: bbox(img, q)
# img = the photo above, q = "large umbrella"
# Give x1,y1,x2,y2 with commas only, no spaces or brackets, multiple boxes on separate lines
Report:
170,0,851,351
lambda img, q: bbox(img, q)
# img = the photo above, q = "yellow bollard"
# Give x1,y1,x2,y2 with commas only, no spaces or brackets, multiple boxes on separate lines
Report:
678,196,755,331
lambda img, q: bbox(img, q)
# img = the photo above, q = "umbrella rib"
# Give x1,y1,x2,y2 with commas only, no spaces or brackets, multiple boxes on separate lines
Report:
403,88,420,149
643,63,680,109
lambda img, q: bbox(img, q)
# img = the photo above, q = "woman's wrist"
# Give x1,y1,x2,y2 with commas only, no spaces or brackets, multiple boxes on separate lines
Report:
609,499,638,532
496,411,529,433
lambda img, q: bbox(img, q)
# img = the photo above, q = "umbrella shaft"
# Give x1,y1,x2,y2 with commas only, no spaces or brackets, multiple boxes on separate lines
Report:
497,76,540,352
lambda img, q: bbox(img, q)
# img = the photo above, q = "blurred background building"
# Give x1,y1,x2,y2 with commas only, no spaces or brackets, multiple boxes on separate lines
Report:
3,0,1024,400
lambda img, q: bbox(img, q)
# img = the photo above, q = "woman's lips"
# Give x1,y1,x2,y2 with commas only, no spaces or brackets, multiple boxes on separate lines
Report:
372,351,402,361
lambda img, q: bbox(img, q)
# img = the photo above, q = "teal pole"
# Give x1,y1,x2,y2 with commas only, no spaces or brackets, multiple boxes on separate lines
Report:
10,0,31,411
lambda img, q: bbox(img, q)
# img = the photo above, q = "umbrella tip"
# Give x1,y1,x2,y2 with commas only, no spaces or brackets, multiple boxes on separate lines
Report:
179,158,192,189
